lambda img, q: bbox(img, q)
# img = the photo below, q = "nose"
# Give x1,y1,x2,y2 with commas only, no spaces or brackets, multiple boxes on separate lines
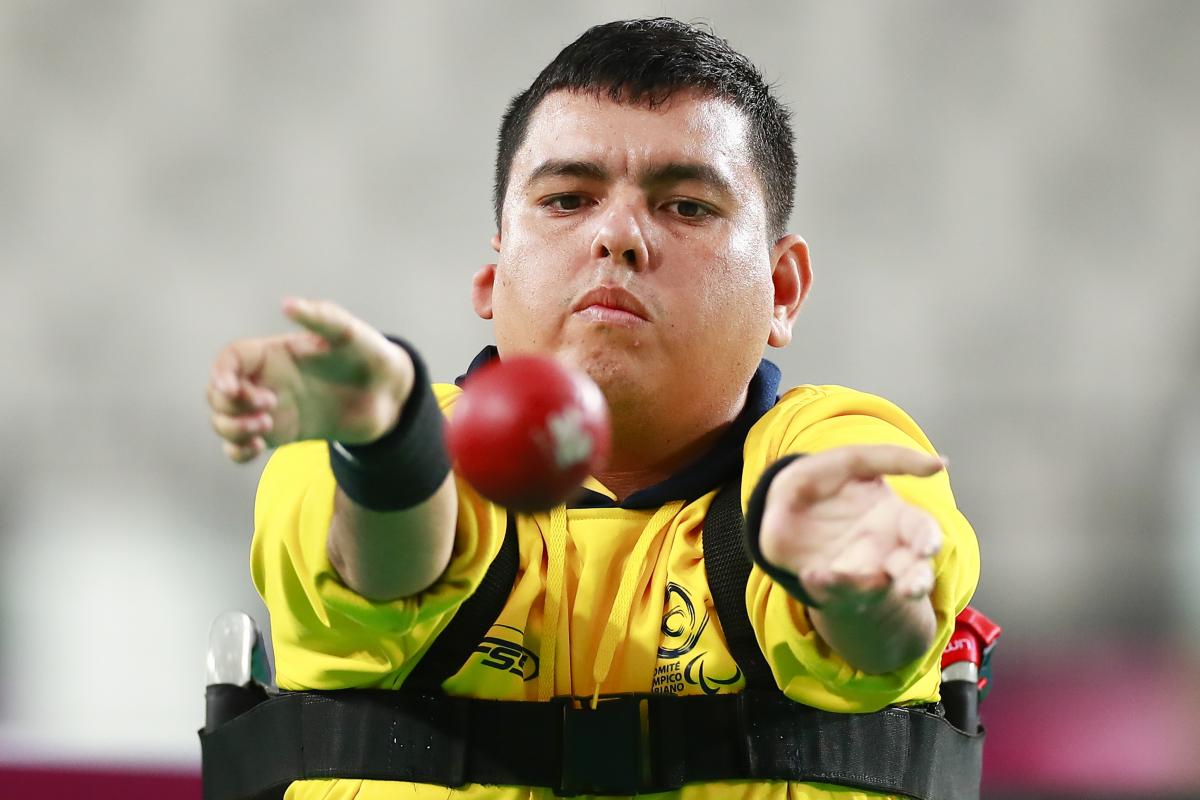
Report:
589,196,650,270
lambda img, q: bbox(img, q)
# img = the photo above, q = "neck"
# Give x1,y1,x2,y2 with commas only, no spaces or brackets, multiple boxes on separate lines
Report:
594,385,748,502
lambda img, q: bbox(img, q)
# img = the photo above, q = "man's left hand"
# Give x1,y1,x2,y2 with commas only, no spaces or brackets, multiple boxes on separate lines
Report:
758,445,946,613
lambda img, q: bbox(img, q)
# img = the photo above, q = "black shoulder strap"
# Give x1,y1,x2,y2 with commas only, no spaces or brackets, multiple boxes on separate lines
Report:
702,480,777,690
402,512,519,692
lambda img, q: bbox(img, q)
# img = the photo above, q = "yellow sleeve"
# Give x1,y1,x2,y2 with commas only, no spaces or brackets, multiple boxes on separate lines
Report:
249,383,507,691
742,386,980,712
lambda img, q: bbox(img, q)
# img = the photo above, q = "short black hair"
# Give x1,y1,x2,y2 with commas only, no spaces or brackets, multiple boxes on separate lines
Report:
493,18,796,240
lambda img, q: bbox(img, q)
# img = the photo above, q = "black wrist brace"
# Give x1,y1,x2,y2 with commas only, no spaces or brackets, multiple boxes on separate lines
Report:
327,338,451,512
743,453,822,608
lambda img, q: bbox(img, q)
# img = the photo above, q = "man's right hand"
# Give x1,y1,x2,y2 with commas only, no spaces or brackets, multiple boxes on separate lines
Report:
206,298,414,463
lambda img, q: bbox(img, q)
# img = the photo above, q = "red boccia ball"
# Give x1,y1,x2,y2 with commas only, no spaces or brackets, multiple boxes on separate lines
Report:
445,356,611,511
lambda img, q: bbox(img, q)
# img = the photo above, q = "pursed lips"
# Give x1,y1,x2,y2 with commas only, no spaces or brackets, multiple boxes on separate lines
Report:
572,287,650,326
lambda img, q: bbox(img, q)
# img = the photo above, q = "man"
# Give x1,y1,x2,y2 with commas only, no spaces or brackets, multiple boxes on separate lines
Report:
206,18,979,800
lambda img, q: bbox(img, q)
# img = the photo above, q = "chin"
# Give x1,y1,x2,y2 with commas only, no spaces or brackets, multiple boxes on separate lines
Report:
563,347,645,405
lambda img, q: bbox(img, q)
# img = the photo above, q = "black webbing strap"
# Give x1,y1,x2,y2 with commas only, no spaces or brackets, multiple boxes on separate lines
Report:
198,690,981,800
402,512,520,692
702,480,776,690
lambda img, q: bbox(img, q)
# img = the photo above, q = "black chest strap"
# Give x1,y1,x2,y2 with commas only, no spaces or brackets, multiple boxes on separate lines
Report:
200,689,981,800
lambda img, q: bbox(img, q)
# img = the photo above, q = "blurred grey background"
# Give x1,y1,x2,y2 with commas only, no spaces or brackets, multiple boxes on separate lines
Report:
0,0,1197,789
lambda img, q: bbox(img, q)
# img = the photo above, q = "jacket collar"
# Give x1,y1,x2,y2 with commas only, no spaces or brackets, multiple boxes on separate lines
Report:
456,346,780,509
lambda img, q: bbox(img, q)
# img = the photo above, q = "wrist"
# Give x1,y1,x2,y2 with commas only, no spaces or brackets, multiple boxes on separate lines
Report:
383,337,416,433
743,454,820,607
328,339,451,512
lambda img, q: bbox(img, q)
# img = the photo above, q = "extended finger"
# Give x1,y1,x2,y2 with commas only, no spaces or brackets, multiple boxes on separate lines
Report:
892,559,935,599
223,436,266,464
212,411,274,444
209,346,243,397
209,339,269,395
896,503,943,558
282,297,356,346
208,340,273,411
206,379,277,415
784,445,945,505
207,381,242,415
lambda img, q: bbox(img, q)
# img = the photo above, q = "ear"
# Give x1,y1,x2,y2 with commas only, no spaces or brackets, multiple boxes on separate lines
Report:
471,234,503,319
766,234,812,348
471,262,497,320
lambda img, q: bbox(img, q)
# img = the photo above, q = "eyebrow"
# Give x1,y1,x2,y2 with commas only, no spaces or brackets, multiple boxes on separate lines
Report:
525,159,610,187
524,159,735,199
641,163,735,199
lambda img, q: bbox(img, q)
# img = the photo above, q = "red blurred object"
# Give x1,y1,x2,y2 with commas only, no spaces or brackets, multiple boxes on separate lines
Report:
938,607,1003,733
445,356,611,511
942,608,1003,669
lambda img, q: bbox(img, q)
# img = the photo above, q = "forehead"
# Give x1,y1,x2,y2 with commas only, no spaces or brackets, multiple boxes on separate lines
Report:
512,88,756,186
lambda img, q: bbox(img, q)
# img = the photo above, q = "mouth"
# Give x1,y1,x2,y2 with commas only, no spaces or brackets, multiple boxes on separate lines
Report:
572,286,650,326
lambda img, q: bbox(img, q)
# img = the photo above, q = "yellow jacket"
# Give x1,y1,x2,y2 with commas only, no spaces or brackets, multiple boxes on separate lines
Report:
251,370,979,800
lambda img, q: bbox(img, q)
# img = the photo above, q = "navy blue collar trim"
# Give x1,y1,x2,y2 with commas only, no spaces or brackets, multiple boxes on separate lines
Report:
456,347,781,510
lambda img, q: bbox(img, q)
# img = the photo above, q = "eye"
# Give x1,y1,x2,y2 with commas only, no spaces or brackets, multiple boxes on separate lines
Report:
666,199,712,220
543,194,589,212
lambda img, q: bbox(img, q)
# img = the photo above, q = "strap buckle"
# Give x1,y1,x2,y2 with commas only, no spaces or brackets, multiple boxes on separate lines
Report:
557,695,648,796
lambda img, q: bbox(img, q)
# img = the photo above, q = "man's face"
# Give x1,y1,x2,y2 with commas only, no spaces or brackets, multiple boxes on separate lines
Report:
474,88,798,423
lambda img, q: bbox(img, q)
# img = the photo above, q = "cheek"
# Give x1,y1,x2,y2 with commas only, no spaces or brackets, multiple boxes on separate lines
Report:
688,252,775,347
492,239,578,345
494,233,537,299
500,216,583,291
497,248,563,306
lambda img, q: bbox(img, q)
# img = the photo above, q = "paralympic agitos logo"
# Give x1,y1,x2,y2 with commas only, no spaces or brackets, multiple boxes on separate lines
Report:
654,582,741,695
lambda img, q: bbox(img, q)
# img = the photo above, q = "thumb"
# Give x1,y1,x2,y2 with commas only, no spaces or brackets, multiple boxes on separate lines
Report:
786,445,945,505
282,297,358,346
